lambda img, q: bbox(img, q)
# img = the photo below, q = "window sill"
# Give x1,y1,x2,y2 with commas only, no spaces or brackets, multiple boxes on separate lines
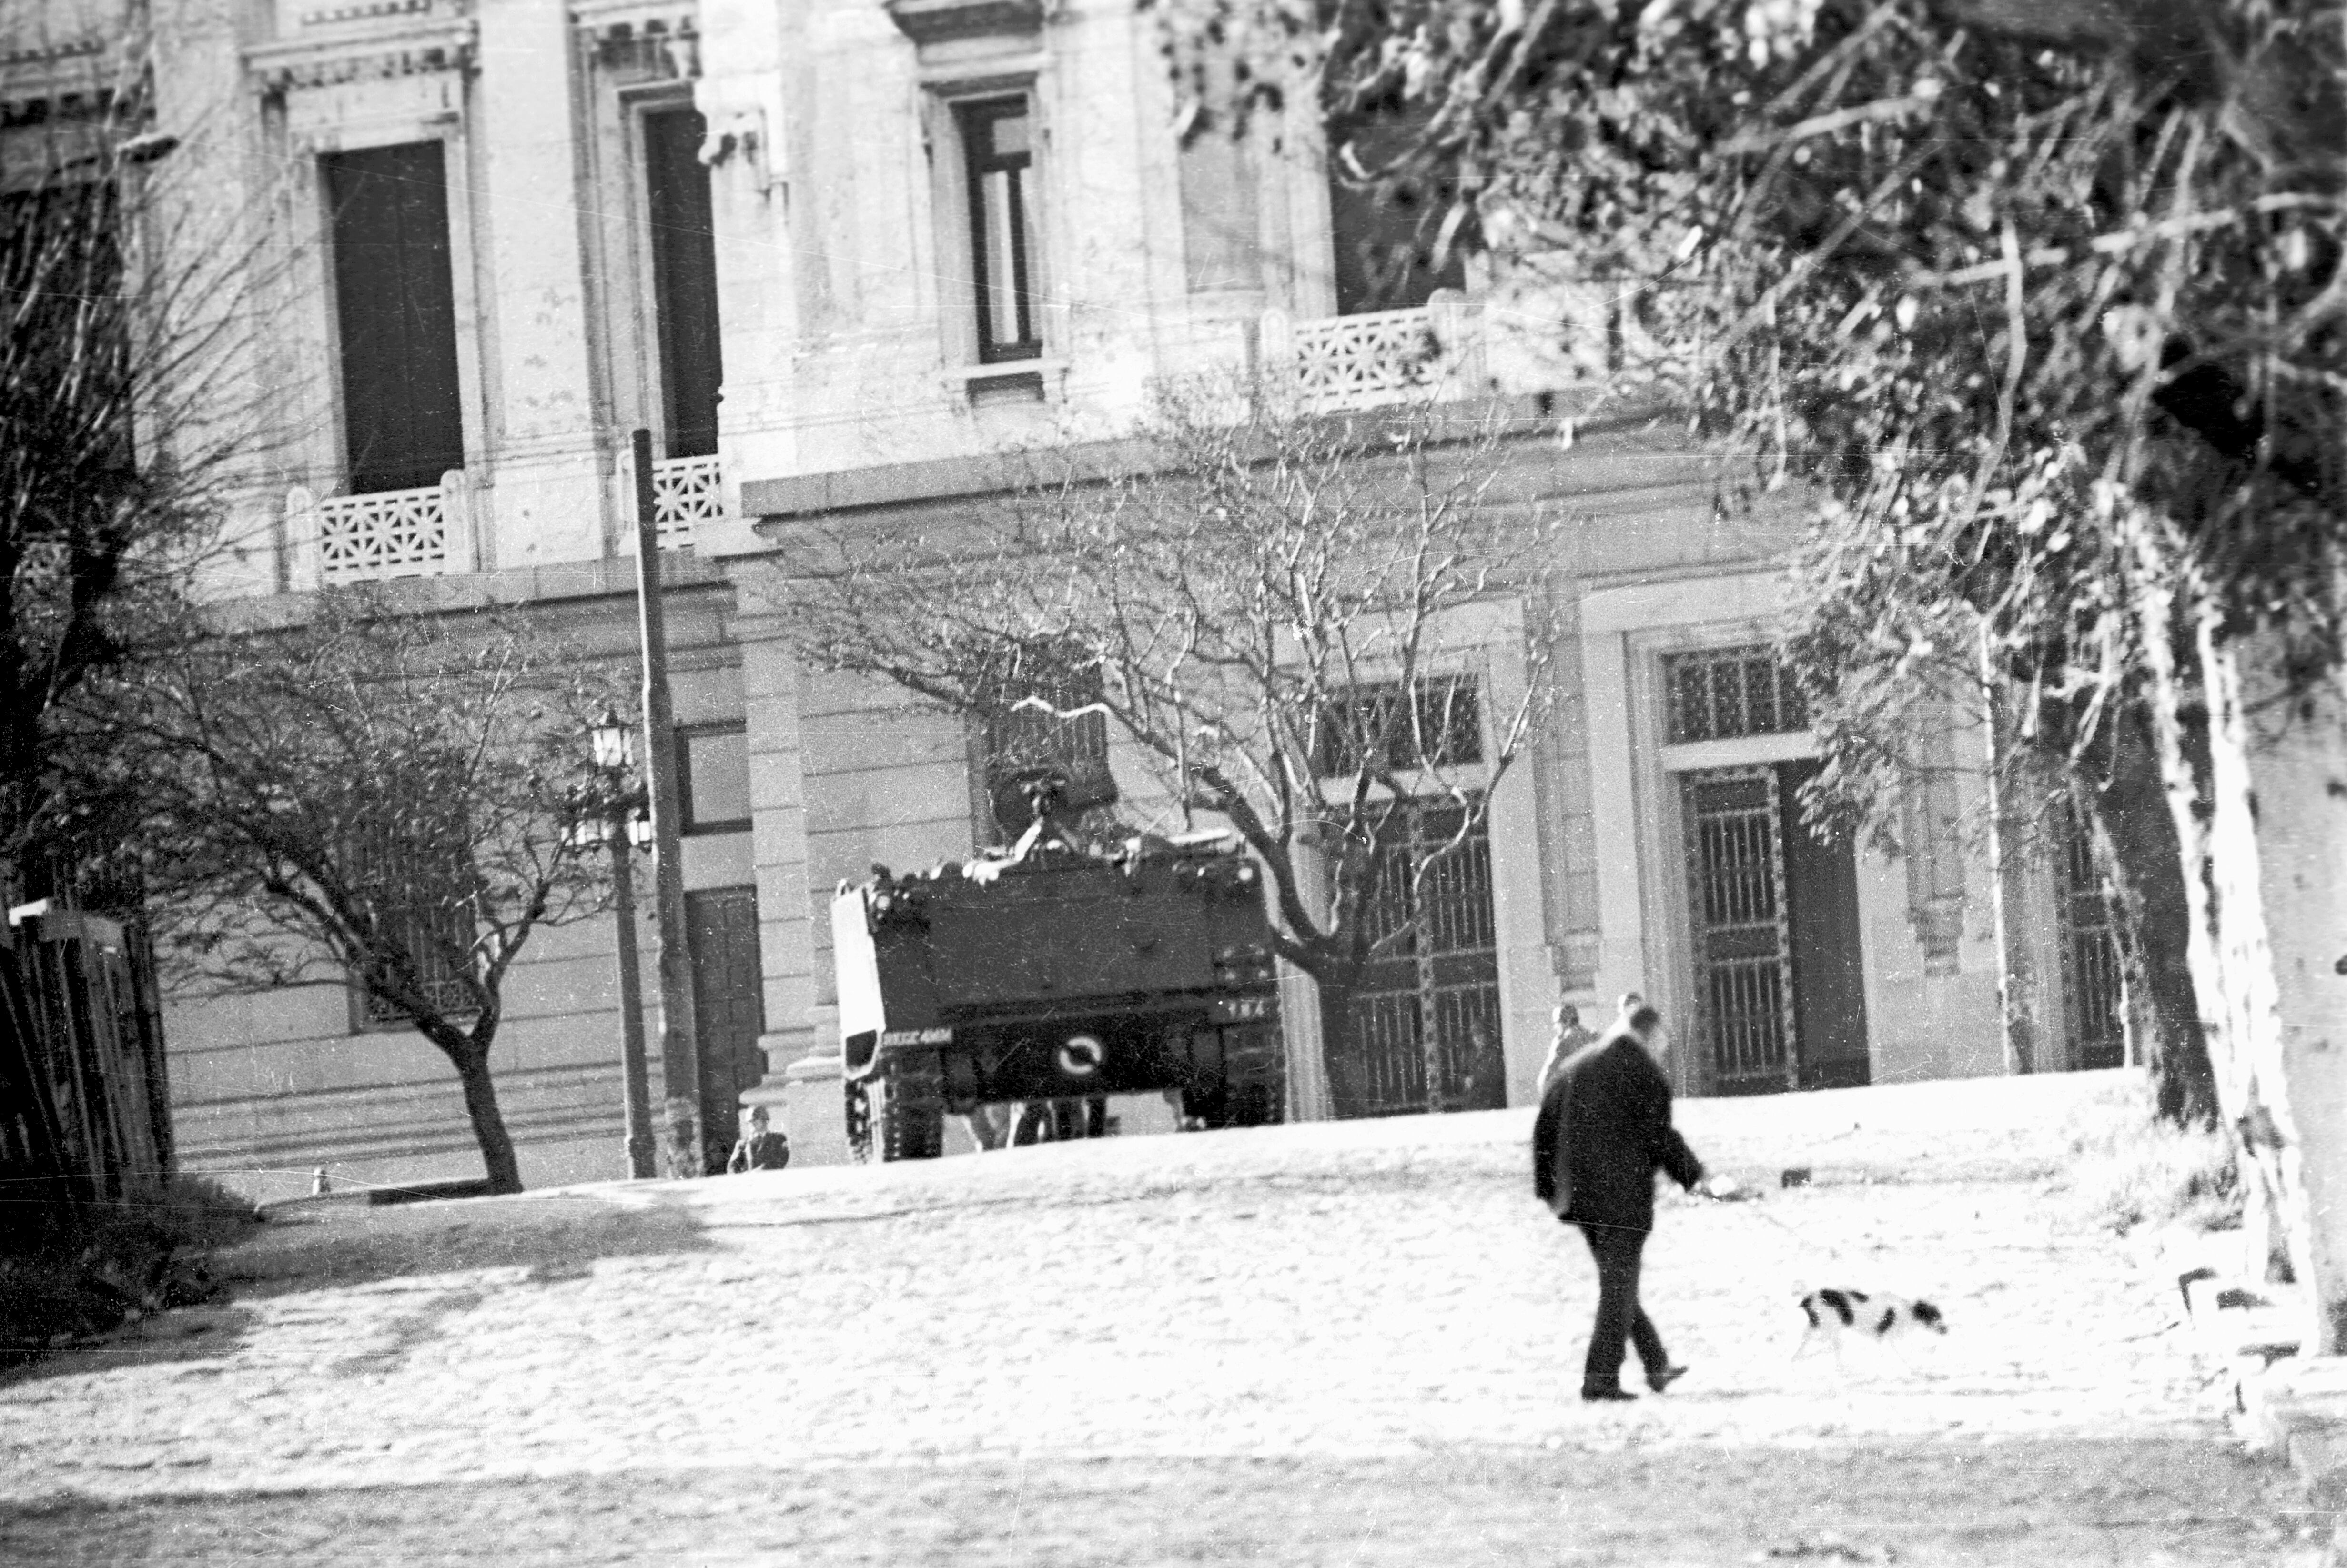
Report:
1659,732,1818,773
941,359,1063,405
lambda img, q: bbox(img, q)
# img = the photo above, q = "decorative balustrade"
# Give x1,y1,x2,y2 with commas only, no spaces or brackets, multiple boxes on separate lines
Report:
652,452,723,547
1259,295,1486,413
614,449,725,549
288,471,471,588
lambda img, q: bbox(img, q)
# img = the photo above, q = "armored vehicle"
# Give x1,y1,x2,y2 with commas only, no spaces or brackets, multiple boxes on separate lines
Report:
830,811,1284,1161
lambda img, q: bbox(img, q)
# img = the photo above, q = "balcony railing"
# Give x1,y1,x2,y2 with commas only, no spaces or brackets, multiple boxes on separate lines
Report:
1259,294,1487,413
614,449,726,549
287,471,473,588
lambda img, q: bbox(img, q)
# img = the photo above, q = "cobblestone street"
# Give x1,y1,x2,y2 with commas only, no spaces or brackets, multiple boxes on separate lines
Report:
0,1073,2318,1565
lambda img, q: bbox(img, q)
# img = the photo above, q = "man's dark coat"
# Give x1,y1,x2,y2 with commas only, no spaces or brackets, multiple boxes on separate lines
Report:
1531,1028,1704,1233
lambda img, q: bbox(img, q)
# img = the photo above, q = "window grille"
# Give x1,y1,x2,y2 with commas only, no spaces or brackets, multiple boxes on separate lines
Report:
1663,646,1809,744
350,827,478,1029
2057,807,2126,1070
1345,795,1502,1116
978,647,1111,836
1310,678,1482,778
1682,767,1795,1090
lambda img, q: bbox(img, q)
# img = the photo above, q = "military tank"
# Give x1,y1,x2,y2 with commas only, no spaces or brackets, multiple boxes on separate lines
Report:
829,783,1284,1161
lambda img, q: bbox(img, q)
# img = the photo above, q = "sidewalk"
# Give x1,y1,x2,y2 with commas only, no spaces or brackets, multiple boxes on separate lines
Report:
0,1072,2319,1565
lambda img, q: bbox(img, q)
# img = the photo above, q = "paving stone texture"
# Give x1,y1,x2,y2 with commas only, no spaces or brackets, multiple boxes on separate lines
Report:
0,1071,2323,1565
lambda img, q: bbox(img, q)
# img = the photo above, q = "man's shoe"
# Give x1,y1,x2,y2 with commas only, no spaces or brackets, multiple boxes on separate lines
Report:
1646,1365,1689,1394
1580,1386,1638,1403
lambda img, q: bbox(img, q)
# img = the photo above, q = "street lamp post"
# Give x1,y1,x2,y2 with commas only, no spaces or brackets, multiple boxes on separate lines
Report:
590,709,657,1179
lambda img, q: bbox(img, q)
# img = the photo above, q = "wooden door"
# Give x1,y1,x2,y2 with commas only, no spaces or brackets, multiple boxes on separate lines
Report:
1775,759,1871,1088
687,887,765,1171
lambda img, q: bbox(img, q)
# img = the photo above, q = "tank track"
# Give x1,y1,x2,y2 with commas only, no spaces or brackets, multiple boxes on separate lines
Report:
870,1048,945,1162
1184,1026,1285,1130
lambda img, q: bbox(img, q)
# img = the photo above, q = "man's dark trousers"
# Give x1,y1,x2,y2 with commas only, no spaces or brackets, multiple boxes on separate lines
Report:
1578,1221,1668,1390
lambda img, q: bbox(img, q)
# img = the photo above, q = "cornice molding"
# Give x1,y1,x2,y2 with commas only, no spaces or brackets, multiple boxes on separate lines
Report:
882,0,1044,45
0,35,114,119
568,0,699,32
296,0,435,27
0,38,105,71
569,1,700,79
245,17,476,93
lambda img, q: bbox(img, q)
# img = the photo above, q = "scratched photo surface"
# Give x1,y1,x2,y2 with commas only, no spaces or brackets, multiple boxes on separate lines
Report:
1,0,2339,1562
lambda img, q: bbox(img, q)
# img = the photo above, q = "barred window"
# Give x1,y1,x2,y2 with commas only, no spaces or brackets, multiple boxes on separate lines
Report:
1311,677,1483,779
1663,647,1809,744
979,646,1112,837
350,827,478,1030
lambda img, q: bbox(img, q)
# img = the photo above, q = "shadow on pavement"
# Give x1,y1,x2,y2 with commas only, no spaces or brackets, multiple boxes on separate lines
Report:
0,1304,260,1391
0,1188,711,1392
0,1437,2316,1566
218,1187,714,1300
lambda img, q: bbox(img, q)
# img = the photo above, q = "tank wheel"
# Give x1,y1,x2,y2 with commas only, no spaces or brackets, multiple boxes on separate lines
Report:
871,1050,945,1162
844,1078,874,1164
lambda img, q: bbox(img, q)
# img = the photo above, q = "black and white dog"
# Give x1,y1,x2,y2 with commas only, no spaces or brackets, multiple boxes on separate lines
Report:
1794,1287,1947,1365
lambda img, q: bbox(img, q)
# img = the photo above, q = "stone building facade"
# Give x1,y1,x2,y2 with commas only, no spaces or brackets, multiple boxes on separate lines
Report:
4,0,2123,1201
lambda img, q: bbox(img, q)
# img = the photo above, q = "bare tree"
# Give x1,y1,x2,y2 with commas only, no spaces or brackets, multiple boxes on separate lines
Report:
772,381,1562,1116
102,591,620,1194
4,45,285,896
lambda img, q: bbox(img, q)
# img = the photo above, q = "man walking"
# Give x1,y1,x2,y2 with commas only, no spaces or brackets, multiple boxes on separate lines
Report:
1532,994,1706,1402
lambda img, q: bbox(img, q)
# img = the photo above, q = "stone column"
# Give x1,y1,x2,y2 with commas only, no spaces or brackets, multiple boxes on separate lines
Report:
732,601,823,1081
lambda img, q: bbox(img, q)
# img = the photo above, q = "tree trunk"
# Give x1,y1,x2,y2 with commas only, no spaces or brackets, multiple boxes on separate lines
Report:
2130,538,2318,1302
2090,701,2220,1126
2204,627,2347,1351
1310,964,1371,1120
447,1037,524,1196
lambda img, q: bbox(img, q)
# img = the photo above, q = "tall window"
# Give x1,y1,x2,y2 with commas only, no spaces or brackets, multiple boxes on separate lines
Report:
324,142,465,494
678,724,751,835
641,107,723,458
957,96,1041,363
350,827,478,1029
1325,103,1466,316
1347,796,1502,1117
5,176,129,477
978,649,1110,837
2057,805,2126,1071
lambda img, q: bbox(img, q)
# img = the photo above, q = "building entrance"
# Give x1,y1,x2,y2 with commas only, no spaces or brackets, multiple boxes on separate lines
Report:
1681,760,1869,1093
687,885,766,1170
1339,797,1505,1117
